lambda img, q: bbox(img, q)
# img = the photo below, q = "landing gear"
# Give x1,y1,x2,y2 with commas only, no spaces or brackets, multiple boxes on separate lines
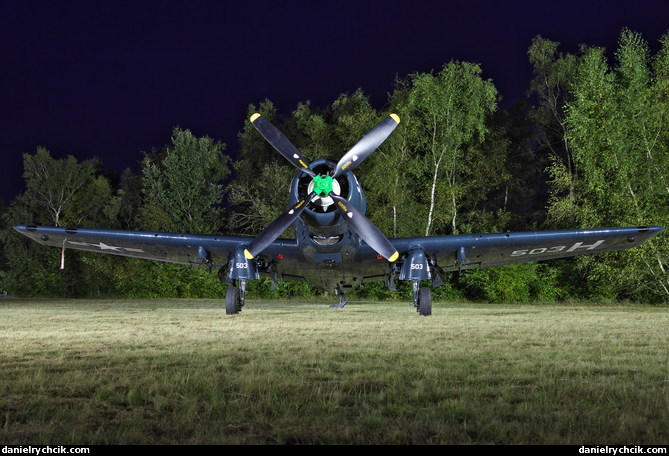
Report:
400,250,434,316
223,248,258,315
412,281,432,316
226,287,241,314
226,280,247,315
418,287,432,316
330,285,349,308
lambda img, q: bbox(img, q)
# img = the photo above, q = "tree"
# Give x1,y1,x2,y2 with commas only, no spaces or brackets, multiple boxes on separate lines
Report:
363,87,420,238
226,100,294,235
139,127,229,234
115,168,143,230
528,36,580,215
390,61,498,236
20,147,99,227
1,148,119,296
121,127,232,298
549,29,669,301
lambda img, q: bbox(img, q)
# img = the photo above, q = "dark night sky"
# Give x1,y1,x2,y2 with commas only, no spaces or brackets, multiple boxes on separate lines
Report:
2,0,668,204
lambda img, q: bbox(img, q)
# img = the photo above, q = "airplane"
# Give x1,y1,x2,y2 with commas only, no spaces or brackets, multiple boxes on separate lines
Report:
14,113,664,316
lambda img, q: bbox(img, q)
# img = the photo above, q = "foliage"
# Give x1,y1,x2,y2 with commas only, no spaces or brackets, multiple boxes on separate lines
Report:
139,127,229,234
1,133,231,298
109,261,225,298
527,36,580,220
245,277,314,299
19,147,101,227
459,262,564,303
226,100,293,235
546,29,669,301
386,61,499,236
1,149,117,296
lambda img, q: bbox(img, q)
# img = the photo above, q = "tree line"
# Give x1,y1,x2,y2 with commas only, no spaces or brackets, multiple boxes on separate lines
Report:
1,29,667,303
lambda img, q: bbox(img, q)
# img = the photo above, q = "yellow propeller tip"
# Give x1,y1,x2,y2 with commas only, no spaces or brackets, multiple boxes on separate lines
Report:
250,113,261,122
388,251,399,262
390,113,400,124
243,249,255,260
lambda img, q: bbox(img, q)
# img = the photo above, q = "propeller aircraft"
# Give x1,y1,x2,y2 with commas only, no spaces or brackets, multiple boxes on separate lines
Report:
14,113,664,315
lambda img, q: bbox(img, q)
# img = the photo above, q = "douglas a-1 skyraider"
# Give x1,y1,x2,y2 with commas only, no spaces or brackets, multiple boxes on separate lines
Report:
14,113,664,315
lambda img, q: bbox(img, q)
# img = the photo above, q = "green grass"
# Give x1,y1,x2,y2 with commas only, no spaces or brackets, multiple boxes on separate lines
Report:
0,298,667,444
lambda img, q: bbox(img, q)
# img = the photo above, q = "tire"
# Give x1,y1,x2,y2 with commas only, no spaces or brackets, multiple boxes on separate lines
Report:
418,287,432,316
226,286,241,315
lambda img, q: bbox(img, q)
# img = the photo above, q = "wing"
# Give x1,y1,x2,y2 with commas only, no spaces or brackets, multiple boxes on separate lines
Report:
387,226,664,272
13,225,300,268
14,224,664,278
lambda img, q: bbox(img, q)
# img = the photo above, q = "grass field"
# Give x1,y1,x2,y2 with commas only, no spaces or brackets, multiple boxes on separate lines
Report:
0,298,667,445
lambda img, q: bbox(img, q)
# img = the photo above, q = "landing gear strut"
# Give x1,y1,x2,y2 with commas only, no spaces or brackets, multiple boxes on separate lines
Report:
226,280,247,315
412,281,432,316
223,247,258,315
400,249,433,316
330,285,349,308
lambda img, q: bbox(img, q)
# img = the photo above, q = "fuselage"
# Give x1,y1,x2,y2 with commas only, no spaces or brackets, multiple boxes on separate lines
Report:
276,159,388,293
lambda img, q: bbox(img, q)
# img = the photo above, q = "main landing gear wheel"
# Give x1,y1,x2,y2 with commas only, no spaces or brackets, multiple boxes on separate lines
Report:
418,287,432,316
412,281,432,316
226,286,242,315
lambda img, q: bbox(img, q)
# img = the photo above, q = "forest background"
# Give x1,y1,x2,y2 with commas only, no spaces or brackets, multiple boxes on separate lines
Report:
1,30,668,303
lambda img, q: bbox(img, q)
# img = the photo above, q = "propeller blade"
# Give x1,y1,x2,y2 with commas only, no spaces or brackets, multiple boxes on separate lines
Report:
250,113,315,177
329,194,399,262
244,193,316,259
332,114,400,178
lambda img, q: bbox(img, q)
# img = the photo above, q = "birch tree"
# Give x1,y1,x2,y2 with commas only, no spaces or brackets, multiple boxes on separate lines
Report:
392,61,497,236
21,147,97,227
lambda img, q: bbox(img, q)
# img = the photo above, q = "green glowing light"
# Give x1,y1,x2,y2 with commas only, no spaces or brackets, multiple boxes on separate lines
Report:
312,175,334,196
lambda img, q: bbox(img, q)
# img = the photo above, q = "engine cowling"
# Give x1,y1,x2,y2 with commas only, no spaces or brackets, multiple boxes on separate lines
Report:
288,159,366,239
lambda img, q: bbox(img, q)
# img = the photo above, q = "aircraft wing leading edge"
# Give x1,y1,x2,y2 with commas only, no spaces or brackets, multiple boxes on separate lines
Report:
13,224,663,273
12,225,299,268
387,226,664,271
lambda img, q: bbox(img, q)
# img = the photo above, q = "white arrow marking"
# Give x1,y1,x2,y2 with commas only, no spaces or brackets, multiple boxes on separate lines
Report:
89,242,122,251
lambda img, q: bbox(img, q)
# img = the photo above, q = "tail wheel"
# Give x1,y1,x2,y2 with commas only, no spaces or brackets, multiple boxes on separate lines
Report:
418,287,432,316
226,286,242,315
